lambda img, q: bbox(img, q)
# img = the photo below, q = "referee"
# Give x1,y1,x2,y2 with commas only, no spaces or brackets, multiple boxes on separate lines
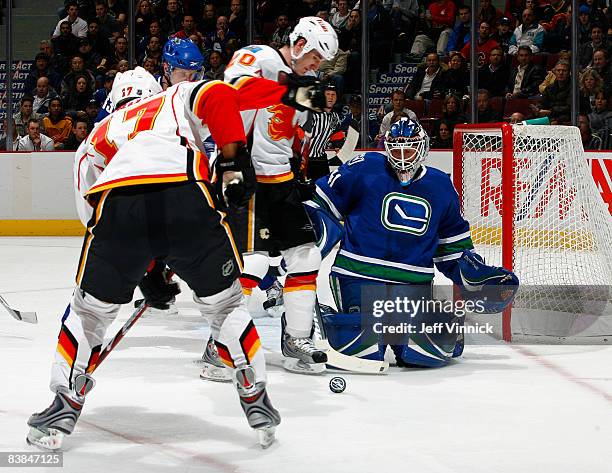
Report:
300,85,344,183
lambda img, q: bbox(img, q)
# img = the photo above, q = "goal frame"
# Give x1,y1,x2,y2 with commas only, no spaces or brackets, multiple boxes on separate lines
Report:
453,123,515,341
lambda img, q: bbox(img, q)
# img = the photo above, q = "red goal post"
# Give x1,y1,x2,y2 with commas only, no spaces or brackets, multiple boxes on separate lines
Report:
452,123,612,343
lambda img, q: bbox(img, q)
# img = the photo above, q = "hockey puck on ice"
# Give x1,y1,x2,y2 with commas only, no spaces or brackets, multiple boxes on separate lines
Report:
329,377,346,393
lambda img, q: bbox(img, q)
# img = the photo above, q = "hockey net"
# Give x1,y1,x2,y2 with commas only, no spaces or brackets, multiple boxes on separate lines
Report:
453,123,612,343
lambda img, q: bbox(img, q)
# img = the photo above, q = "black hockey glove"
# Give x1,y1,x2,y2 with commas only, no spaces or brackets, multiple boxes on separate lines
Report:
294,178,314,201
138,260,181,310
278,72,326,113
214,145,256,208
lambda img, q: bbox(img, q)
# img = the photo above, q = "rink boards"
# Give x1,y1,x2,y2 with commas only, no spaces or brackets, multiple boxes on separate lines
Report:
0,150,611,235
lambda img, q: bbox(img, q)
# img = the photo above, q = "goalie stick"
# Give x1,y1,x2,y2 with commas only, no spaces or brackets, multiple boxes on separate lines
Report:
0,294,38,324
313,299,389,374
73,300,149,396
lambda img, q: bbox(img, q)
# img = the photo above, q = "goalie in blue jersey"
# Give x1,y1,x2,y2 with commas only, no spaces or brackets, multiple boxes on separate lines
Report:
307,118,519,368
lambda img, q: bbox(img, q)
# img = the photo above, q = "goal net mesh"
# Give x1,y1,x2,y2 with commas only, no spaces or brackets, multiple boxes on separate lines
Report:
456,124,612,342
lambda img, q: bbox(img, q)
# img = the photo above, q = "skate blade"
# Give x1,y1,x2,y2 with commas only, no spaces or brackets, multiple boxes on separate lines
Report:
199,364,232,382
257,426,276,449
26,427,64,451
282,358,326,375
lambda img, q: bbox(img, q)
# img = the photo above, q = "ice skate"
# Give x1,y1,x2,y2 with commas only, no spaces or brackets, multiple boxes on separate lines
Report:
281,315,327,374
26,391,84,451
234,366,281,449
262,279,284,317
200,335,232,382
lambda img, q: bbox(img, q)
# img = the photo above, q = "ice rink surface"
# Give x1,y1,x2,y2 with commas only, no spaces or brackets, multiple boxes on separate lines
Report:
1,237,611,473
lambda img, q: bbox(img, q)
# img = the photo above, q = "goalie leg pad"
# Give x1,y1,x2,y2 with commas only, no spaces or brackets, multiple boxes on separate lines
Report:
392,312,461,368
321,310,384,361
392,342,451,368
330,274,385,314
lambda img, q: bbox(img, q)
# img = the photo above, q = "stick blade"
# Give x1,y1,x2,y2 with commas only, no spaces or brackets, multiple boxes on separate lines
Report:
1,295,38,324
315,339,389,374
14,310,38,324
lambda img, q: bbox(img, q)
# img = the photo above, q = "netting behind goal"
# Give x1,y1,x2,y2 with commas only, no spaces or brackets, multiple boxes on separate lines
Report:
453,123,612,343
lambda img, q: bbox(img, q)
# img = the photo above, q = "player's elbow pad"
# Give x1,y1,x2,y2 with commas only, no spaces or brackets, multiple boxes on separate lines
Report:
458,250,519,314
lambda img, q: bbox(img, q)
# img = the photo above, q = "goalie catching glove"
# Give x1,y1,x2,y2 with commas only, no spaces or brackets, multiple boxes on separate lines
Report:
458,250,519,313
278,72,326,113
214,145,256,207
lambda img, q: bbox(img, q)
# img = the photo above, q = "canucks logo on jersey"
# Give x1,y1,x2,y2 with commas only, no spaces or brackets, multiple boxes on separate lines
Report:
381,193,431,235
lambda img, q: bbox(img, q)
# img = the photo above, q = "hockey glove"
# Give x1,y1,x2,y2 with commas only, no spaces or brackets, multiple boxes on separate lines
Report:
139,260,181,310
278,72,326,113
214,145,256,208
458,250,519,314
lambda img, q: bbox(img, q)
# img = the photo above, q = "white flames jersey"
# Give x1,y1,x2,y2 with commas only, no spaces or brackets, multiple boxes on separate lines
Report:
225,45,308,183
74,79,246,225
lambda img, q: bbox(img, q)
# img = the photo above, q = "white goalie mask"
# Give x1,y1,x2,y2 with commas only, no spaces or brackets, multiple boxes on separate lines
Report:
384,118,429,186
289,16,339,62
109,66,163,110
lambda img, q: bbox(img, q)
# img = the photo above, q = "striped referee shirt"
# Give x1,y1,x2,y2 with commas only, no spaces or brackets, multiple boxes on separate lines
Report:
303,111,342,159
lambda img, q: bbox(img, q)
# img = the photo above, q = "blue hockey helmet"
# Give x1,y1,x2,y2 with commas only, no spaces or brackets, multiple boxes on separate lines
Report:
162,37,204,73
384,118,429,186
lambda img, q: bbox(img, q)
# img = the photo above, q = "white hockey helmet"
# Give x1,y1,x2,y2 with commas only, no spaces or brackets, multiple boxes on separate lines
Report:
384,118,429,186
289,16,338,62
109,66,163,110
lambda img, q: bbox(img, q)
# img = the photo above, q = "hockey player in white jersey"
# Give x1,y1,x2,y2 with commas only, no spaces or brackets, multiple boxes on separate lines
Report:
30,65,324,450
74,67,163,225
222,17,339,374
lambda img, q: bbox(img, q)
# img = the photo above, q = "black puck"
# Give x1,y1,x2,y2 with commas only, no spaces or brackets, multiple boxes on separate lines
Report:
329,376,346,393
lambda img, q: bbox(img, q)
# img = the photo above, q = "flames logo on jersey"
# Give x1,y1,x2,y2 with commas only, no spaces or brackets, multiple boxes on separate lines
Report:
267,104,296,141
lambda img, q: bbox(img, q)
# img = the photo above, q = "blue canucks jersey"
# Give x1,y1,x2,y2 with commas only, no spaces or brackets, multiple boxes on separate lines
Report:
94,96,113,124
314,152,473,284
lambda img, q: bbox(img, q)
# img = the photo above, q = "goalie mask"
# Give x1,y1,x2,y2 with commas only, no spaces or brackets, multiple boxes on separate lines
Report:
384,118,429,186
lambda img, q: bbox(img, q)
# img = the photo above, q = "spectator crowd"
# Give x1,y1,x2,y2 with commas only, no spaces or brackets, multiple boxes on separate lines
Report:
1,0,611,151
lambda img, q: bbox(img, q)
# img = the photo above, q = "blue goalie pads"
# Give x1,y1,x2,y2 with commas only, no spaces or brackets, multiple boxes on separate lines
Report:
319,305,385,361
458,250,520,314
303,201,344,259
320,304,463,367
392,342,453,368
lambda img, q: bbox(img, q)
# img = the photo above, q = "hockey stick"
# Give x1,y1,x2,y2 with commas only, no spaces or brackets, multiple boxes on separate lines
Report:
73,300,149,396
313,300,389,374
334,125,359,164
0,294,38,324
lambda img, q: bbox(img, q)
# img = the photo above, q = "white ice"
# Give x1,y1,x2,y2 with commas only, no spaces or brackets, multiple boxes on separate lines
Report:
1,237,611,473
